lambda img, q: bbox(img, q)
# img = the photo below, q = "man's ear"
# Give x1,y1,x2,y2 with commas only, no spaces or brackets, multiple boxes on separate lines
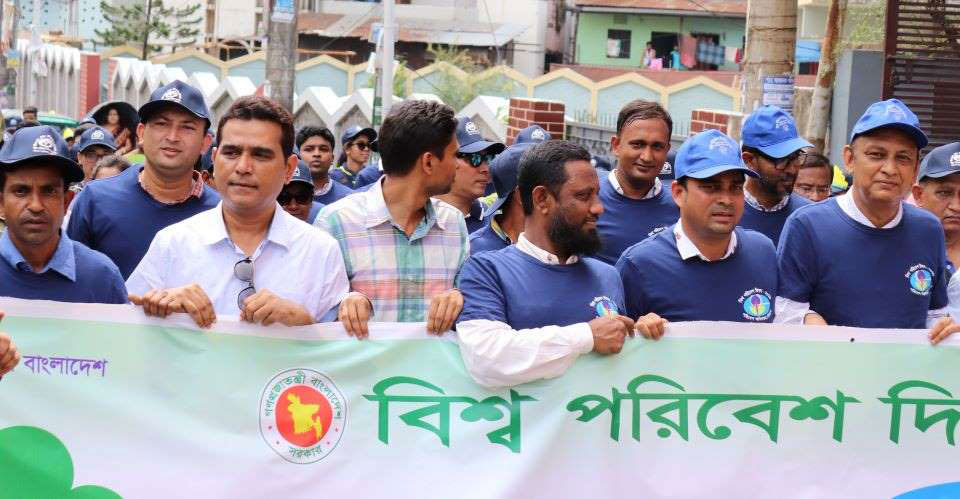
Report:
284,154,298,184
671,180,685,211
531,185,552,215
63,188,75,211
136,122,146,144
911,183,925,206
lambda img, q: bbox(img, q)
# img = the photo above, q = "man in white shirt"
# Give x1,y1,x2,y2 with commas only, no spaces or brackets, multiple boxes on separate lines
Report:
456,140,664,388
127,96,349,327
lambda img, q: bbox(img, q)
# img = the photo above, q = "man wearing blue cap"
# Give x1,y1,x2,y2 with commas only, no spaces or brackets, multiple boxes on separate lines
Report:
515,124,551,145
296,126,354,205
595,100,679,265
777,99,960,342
0,126,127,303
913,142,960,270
436,117,504,234
616,129,777,324
67,80,220,279
739,106,813,245
457,140,640,388
470,142,530,254
127,96,348,328
278,160,323,224
75,126,117,185
331,126,380,189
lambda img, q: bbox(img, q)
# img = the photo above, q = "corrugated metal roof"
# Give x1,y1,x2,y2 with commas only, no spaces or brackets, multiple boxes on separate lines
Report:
298,13,527,47
573,0,747,16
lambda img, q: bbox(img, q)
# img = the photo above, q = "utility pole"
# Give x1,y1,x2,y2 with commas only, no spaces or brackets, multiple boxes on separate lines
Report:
265,0,297,111
805,0,846,151
380,0,395,118
741,0,798,114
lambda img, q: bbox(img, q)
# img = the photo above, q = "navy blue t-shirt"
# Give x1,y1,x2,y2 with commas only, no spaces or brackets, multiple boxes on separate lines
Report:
0,232,127,304
314,180,354,206
307,201,325,225
66,165,220,279
595,177,679,265
330,164,381,189
469,220,510,255
465,200,485,235
616,226,778,322
739,193,811,245
778,198,948,329
458,245,626,329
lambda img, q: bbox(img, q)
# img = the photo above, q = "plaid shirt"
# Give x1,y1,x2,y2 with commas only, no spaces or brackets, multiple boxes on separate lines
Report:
697,41,725,66
314,178,469,322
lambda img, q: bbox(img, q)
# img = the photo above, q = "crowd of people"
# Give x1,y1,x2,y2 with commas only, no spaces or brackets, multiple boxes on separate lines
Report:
0,78,957,388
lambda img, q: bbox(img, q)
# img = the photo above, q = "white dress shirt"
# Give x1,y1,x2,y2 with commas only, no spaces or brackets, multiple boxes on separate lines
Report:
609,169,661,199
456,233,594,388
127,203,349,322
743,188,790,212
775,192,945,326
673,220,737,261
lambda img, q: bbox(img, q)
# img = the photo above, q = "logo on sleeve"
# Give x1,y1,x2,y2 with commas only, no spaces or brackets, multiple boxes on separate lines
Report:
906,264,934,296
591,296,619,318
739,288,772,321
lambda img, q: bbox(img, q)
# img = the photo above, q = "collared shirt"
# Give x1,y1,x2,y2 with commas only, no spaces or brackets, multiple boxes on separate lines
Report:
836,190,903,228
743,188,790,212
138,169,205,205
314,177,469,322
0,231,127,304
315,178,334,196
516,232,579,264
609,169,661,199
127,203,349,321
490,217,511,244
673,220,737,262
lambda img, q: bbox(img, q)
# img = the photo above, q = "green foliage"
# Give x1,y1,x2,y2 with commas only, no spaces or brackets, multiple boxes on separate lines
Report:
420,45,514,111
841,0,885,50
94,0,203,59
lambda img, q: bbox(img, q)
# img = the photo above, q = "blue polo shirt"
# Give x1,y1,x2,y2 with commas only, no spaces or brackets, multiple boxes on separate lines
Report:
458,245,626,329
307,201,325,224
470,220,510,255
778,198,948,328
330,164,382,189
739,193,811,245
465,200,485,234
616,226,778,322
0,231,127,304
595,176,679,265
314,180,354,206
66,165,220,279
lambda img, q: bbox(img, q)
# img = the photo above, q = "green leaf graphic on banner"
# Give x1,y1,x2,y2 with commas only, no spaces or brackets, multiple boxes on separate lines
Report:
0,426,120,499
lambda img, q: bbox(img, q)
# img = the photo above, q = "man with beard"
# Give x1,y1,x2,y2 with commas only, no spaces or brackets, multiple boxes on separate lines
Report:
436,117,504,234
739,106,812,245
777,99,960,344
315,100,468,338
595,100,679,265
457,141,661,388
296,126,354,206
0,126,127,303
617,129,777,324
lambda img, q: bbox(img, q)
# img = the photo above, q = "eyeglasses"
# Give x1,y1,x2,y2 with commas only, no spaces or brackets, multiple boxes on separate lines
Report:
277,191,313,205
457,152,497,167
235,257,255,310
772,150,809,170
353,142,370,151
81,150,111,162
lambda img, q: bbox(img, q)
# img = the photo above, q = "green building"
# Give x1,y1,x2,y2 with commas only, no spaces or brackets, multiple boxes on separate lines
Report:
572,0,747,71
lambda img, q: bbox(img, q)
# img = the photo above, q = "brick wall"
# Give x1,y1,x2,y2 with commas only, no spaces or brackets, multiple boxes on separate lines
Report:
689,109,745,141
506,97,565,145
77,53,100,117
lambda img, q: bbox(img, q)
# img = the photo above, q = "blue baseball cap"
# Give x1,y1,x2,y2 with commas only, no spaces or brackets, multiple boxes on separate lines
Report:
675,129,758,180
0,125,83,183
515,124,551,144
340,125,376,145
456,117,505,155
139,80,211,127
289,160,314,187
850,98,928,149
483,142,535,219
76,126,117,154
742,105,812,159
919,142,960,181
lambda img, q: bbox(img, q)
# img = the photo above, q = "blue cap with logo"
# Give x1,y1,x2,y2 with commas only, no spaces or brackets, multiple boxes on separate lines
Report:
139,80,211,126
483,142,535,219
919,142,960,181
675,129,758,180
340,125,377,146
0,125,83,183
742,105,812,158
515,124,551,144
289,160,315,187
76,126,117,154
456,117,505,155
850,98,928,149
